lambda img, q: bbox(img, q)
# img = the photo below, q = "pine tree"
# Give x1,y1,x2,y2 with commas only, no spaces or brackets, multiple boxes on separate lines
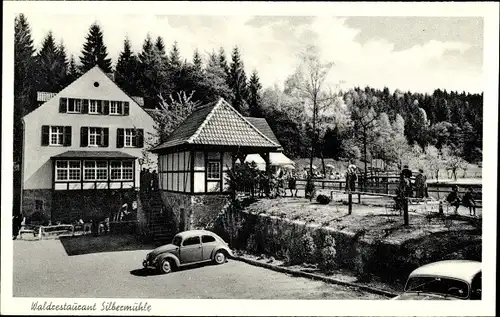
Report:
115,37,140,96
218,47,229,76
168,41,182,69
228,46,248,113
67,54,80,84
247,70,263,117
79,22,112,73
193,48,203,71
56,41,69,87
154,36,166,56
138,34,169,108
14,13,36,216
36,32,63,92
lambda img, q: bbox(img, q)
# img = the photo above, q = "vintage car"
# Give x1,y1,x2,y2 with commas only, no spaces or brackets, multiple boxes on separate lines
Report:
393,260,481,300
143,230,233,274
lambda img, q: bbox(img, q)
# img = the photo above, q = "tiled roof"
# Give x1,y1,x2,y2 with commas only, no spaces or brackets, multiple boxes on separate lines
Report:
244,117,282,148
51,151,137,159
37,91,57,102
151,98,279,152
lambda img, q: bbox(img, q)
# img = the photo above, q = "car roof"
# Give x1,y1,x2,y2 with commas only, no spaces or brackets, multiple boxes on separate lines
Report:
175,230,218,239
409,260,481,283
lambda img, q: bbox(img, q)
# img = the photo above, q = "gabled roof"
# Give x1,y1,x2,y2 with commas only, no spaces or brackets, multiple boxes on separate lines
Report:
245,117,282,148
151,98,280,152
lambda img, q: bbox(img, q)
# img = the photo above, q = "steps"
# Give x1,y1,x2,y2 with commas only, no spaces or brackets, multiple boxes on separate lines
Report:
140,190,175,245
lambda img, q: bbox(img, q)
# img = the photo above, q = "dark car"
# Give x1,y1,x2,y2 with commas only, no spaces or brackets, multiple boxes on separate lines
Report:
393,260,482,300
143,230,233,274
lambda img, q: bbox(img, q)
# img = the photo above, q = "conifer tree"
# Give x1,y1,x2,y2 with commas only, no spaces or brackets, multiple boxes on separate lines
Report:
79,22,112,73
218,47,229,76
168,41,182,70
247,70,263,117
115,37,140,96
67,54,80,84
228,46,248,113
36,32,63,92
154,36,166,56
56,41,69,87
193,48,203,71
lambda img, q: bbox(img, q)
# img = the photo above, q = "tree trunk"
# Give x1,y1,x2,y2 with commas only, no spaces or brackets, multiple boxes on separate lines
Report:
363,129,367,192
320,150,326,179
309,102,317,176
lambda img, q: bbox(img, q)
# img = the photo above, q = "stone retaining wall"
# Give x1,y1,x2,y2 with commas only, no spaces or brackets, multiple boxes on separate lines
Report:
212,205,482,283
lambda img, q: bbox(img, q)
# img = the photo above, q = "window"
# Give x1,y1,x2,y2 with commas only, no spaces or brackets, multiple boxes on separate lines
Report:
84,161,108,181
35,200,44,212
89,100,98,114
88,128,102,146
110,161,134,181
182,236,200,246
50,126,64,145
55,160,81,181
67,98,82,113
124,129,135,147
110,101,122,115
202,235,216,243
207,161,221,180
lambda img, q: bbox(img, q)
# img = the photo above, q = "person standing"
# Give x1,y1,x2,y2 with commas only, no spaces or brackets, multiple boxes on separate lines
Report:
446,185,461,214
151,170,159,191
288,171,298,197
415,169,426,199
462,187,477,216
400,165,413,197
345,160,357,192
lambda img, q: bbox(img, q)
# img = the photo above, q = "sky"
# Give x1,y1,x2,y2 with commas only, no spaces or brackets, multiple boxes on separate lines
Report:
23,14,483,94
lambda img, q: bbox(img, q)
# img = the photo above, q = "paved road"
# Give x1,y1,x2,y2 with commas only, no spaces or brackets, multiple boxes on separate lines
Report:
13,239,384,299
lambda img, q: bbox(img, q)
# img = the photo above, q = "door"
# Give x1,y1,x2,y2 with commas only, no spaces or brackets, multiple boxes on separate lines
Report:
180,236,202,264
201,235,217,261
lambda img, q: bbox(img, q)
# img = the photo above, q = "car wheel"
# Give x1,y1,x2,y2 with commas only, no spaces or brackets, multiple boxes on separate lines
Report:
214,250,227,265
159,258,173,274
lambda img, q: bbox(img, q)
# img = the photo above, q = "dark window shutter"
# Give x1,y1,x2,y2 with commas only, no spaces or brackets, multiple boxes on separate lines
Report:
80,127,88,147
123,102,130,116
41,125,50,146
117,128,124,148
59,98,67,113
136,129,144,148
82,99,89,114
103,101,109,115
101,128,109,147
63,126,72,146
97,100,103,114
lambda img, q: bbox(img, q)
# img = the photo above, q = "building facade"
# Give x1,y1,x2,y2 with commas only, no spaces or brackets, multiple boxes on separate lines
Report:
21,66,157,223
150,98,281,231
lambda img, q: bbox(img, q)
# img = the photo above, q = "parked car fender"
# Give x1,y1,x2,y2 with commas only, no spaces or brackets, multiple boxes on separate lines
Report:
157,253,181,267
211,246,232,260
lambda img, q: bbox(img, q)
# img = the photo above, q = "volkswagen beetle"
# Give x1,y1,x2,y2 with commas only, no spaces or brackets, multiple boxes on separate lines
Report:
143,230,233,274
392,260,482,300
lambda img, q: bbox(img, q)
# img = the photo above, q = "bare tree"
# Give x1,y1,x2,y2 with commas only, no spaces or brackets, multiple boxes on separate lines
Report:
284,45,338,178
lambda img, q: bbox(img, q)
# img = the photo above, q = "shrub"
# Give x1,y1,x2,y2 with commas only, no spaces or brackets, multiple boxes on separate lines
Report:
319,234,337,272
246,233,258,254
316,194,331,205
301,231,316,264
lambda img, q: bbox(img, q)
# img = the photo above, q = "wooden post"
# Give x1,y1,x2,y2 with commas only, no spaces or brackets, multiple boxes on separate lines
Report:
261,152,271,197
348,193,352,215
403,197,409,226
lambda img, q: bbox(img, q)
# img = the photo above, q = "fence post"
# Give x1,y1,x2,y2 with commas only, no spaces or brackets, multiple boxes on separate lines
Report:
348,193,352,215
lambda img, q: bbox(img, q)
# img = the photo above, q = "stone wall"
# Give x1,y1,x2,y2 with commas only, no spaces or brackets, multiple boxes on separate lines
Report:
212,207,482,283
22,189,53,221
159,191,230,232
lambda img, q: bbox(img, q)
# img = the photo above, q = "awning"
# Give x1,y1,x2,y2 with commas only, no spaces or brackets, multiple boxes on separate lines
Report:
269,152,295,166
243,154,266,171
51,151,137,160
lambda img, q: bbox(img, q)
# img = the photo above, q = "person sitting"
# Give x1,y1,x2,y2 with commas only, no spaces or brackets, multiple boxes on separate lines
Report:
446,185,461,214
462,187,477,216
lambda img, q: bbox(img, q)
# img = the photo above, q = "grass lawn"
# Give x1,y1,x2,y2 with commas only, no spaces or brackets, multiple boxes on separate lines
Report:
245,194,480,244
